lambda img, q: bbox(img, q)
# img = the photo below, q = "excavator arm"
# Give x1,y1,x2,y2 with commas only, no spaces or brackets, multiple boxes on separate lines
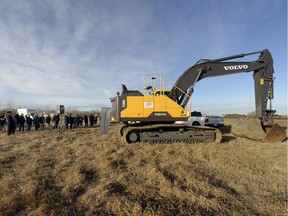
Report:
169,49,274,125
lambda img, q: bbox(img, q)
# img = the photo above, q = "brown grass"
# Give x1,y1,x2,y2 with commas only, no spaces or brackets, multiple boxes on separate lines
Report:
0,118,287,215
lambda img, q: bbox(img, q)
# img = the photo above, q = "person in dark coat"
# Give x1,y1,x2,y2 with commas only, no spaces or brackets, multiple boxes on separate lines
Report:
18,114,25,132
0,113,5,130
89,114,95,127
6,112,16,135
14,113,19,129
84,114,88,127
34,114,40,131
65,114,69,129
77,115,82,127
68,113,73,129
39,114,45,130
26,115,32,131
94,114,98,126
46,115,51,129
53,114,60,129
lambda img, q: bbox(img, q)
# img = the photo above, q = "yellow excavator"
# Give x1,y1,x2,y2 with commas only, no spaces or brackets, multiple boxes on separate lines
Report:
110,49,286,143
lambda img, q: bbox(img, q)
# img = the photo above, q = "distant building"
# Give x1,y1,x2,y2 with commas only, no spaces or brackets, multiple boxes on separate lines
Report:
17,108,36,118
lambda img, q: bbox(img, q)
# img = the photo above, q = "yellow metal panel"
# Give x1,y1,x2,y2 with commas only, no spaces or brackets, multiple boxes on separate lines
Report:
121,96,144,118
165,96,188,117
153,96,167,111
121,95,188,119
148,95,188,118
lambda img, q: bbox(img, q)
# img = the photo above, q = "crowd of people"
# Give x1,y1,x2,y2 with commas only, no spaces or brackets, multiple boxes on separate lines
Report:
0,111,100,136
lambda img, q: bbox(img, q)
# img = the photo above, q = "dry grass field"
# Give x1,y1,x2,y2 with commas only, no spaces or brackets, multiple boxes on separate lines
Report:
0,118,287,215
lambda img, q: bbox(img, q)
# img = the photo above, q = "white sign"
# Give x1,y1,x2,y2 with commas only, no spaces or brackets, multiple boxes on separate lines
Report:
144,102,153,108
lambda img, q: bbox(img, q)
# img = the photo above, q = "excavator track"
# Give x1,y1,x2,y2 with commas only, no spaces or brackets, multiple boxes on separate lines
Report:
121,124,221,144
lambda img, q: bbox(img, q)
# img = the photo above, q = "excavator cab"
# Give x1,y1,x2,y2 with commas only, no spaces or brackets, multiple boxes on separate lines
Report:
150,90,170,96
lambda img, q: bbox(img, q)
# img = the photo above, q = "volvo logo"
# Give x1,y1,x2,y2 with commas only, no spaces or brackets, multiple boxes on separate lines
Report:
223,65,248,70
154,113,167,116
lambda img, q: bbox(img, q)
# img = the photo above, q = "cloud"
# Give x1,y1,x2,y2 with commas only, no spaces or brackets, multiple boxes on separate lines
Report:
0,0,285,115
0,1,155,106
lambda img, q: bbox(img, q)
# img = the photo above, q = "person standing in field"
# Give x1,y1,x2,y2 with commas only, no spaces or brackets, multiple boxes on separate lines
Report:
77,115,82,127
46,114,51,129
6,111,16,135
94,114,98,125
14,113,19,129
34,114,40,131
39,114,45,130
65,114,69,129
26,115,33,131
89,114,95,127
84,114,88,127
53,114,60,129
18,114,25,132
68,113,73,129
0,113,5,131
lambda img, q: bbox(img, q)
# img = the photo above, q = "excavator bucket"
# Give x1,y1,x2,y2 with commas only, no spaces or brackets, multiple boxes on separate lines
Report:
231,118,266,141
231,118,286,142
264,123,287,143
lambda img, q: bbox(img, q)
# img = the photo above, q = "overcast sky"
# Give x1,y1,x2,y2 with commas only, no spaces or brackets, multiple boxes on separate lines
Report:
0,0,286,115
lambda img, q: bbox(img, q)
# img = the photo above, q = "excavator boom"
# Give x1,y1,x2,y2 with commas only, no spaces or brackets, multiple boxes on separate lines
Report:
169,49,274,124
